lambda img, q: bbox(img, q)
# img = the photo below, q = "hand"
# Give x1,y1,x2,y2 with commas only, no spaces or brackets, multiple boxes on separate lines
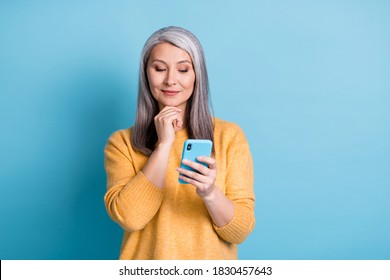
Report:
154,106,183,146
177,156,217,199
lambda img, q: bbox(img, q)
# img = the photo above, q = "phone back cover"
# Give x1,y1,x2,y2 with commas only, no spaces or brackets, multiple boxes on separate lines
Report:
179,139,212,184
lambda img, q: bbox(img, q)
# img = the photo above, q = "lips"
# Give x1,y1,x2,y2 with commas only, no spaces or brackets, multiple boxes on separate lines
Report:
161,89,180,96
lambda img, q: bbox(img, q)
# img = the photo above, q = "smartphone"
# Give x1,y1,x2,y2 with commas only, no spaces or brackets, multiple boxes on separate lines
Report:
179,139,213,184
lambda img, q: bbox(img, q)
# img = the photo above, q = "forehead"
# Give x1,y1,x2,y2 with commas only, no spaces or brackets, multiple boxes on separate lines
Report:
149,42,192,63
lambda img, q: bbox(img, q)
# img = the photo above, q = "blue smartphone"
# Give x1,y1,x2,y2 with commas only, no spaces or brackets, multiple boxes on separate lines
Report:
179,139,213,184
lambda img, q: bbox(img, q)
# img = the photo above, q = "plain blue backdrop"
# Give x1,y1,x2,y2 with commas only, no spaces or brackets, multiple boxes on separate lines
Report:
1,0,389,260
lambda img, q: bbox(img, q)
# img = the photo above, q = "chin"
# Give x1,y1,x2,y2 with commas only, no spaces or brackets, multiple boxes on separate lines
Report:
162,100,186,108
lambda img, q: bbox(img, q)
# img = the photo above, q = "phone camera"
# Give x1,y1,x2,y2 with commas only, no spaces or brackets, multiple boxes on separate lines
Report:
187,143,192,151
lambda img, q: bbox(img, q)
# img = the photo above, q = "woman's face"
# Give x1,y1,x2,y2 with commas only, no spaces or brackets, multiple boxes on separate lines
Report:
147,42,196,111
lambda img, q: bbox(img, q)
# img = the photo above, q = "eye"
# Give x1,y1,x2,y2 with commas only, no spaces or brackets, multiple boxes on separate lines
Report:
155,67,166,72
178,69,189,73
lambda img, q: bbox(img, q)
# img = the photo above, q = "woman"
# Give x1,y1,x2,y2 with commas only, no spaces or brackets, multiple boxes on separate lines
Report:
104,26,255,259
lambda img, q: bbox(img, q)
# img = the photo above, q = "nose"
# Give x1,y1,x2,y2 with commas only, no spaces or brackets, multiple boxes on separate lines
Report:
164,70,177,86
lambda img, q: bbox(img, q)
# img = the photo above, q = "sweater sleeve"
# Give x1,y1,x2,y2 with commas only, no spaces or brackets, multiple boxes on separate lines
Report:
103,130,165,232
213,125,255,244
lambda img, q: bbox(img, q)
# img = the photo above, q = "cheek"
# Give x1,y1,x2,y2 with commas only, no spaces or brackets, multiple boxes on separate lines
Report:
182,75,196,90
147,71,163,88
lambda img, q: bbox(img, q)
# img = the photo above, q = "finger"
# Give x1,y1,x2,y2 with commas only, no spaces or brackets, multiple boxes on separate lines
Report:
155,110,180,120
171,113,183,129
159,106,182,112
158,107,182,122
197,156,217,170
175,115,183,128
178,173,206,189
155,111,183,127
156,109,183,124
177,167,207,182
158,108,181,116
178,173,213,197
181,159,210,175
158,106,182,116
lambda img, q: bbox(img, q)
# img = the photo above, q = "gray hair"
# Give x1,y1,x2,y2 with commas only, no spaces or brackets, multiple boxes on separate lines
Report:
132,26,214,155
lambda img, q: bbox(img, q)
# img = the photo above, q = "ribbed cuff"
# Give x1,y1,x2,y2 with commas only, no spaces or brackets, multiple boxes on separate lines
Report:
120,171,165,228
213,203,254,244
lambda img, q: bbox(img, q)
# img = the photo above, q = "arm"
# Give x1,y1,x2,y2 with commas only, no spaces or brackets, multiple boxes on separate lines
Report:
104,132,165,232
177,125,255,243
214,130,255,244
200,179,235,228
141,106,183,188
178,157,234,227
104,106,183,232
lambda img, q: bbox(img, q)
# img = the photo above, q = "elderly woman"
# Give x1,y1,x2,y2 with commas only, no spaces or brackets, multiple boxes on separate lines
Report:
104,26,255,259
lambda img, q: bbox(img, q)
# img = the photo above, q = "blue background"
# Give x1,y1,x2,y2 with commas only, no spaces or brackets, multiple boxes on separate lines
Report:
1,0,389,260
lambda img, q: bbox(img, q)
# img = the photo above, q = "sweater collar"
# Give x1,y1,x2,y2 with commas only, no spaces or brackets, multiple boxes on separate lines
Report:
175,128,188,141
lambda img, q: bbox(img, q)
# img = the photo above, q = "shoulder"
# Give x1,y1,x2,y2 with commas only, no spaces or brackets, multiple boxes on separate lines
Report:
213,118,252,158
105,126,133,149
213,117,246,139
213,117,250,151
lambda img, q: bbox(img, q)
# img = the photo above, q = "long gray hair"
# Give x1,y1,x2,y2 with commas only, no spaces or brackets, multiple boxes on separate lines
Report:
132,26,214,156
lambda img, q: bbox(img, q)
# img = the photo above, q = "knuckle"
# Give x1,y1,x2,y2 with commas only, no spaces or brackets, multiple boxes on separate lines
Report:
193,172,202,180
180,169,189,176
199,165,207,174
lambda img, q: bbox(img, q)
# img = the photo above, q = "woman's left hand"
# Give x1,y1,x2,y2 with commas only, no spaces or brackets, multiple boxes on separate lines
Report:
177,156,217,199
178,156,235,227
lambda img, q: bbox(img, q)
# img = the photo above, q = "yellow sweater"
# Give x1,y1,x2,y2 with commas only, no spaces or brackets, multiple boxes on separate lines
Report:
104,118,255,259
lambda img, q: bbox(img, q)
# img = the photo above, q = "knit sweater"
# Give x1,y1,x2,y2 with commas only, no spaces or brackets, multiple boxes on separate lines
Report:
104,118,255,259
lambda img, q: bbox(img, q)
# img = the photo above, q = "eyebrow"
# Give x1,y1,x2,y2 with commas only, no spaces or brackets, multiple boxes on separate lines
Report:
151,59,192,65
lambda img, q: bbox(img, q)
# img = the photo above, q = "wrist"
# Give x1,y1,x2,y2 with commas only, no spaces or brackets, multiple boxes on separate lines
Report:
155,141,173,151
200,186,219,203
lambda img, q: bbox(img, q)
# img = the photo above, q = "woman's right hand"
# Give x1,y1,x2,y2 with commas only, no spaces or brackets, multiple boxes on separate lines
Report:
141,106,183,189
154,106,183,146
